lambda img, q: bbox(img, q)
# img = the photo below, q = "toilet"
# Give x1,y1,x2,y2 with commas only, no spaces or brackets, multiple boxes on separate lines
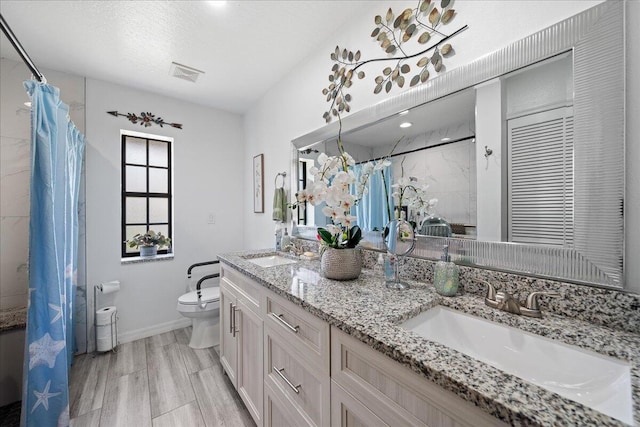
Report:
176,285,220,349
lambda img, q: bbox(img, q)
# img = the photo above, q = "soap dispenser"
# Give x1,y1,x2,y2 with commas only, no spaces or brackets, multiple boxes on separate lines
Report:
433,244,459,296
280,228,291,249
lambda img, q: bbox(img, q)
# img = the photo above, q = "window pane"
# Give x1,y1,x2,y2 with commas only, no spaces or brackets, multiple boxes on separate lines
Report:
149,168,168,193
149,198,169,223
126,166,147,192
126,197,147,223
149,140,168,167
126,137,147,165
125,225,147,253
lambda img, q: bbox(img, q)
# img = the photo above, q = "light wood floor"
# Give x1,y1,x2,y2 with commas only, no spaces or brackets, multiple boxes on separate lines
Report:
69,327,255,427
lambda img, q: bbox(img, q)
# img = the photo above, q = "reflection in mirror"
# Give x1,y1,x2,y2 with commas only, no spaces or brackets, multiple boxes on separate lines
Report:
292,2,624,288
383,219,416,290
297,87,476,237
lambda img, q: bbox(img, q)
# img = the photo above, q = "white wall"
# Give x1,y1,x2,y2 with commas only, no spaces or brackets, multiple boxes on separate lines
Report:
242,0,640,292
85,78,244,347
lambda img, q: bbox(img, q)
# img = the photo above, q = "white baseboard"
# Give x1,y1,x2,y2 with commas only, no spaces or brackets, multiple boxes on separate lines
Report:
117,318,192,345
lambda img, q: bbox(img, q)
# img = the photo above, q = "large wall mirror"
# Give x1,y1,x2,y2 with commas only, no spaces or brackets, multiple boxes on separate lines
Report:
291,1,624,289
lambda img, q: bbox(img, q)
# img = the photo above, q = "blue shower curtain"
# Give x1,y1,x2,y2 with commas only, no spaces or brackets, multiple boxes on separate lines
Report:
351,163,394,231
21,81,86,427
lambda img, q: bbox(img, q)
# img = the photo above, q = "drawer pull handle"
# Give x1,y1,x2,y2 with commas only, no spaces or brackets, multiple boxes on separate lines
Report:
273,366,301,394
270,313,299,333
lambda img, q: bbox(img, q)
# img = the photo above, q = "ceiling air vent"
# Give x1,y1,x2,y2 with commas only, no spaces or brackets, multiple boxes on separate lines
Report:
169,62,204,83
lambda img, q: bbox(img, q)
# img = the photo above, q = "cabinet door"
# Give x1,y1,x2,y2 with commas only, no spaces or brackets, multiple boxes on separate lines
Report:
237,297,264,426
219,283,238,387
331,380,387,427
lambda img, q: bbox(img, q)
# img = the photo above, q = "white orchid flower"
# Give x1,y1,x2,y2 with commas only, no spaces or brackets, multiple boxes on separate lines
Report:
322,205,339,219
296,190,307,203
325,224,341,236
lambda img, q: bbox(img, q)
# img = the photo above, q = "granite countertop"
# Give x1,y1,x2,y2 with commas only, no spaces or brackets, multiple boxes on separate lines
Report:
218,249,640,427
0,306,27,333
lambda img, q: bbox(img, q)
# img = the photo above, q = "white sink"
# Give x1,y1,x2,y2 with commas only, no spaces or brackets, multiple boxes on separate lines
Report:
402,307,633,424
246,255,298,268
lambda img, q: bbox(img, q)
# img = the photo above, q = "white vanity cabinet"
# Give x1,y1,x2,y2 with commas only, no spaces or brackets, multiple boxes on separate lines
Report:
219,262,506,427
331,327,506,427
219,265,264,426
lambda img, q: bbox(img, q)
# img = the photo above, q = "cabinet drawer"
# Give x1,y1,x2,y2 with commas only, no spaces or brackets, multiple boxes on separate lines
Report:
220,264,261,313
265,326,330,427
331,327,506,427
265,292,329,366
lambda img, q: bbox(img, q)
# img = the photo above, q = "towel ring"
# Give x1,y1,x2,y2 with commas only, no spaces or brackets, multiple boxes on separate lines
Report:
275,171,287,188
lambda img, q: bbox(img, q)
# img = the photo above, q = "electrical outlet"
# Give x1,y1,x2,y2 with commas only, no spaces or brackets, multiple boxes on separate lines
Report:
207,213,215,224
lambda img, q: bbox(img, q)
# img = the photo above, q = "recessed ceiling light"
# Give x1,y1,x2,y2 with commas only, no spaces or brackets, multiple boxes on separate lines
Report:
441,137,452,142
398,110,410,116
208,1,227,8
399,122,412,128
24,101,31,107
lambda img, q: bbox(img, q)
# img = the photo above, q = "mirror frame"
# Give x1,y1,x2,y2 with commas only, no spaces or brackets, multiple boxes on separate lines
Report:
292,1,625,289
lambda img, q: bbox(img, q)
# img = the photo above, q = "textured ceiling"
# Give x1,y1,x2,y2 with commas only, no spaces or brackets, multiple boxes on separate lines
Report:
0,1,372,113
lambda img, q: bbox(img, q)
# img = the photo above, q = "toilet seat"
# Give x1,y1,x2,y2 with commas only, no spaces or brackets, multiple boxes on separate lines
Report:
177,288,220,314
178,287,220,305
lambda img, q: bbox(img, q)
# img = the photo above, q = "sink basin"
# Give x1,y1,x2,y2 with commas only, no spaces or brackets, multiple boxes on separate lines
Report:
246,255,298,268
402,307,633,424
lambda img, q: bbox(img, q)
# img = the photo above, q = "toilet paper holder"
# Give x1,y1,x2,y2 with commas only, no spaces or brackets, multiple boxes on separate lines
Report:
94,281,120,353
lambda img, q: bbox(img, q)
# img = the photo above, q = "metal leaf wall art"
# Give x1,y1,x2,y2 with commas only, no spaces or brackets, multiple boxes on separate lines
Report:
107,111,183,129
322,0,467,124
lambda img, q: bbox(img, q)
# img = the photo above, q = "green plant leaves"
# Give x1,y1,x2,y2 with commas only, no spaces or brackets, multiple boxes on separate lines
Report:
346,226,362,248
318,228,335,245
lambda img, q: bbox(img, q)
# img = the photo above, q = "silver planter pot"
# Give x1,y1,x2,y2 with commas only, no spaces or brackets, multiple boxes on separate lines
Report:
140,245,158,257
320,248,363,281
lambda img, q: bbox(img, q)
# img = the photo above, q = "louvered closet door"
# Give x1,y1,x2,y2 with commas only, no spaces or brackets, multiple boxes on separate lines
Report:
507,107,573,246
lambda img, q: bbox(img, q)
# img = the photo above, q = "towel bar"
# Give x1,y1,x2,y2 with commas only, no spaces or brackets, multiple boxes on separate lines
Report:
275,171,287,188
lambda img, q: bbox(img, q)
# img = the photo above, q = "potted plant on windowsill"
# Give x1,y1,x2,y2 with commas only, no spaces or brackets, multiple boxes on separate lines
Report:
126,230,171,257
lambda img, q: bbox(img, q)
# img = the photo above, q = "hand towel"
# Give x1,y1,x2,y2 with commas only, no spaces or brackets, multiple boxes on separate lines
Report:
272,187,287,222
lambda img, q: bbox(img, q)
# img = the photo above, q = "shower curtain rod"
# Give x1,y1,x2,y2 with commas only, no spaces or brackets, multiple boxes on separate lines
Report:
0,13,46,83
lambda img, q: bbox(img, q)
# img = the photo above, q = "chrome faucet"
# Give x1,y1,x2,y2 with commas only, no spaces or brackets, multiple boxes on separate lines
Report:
283,240,307,256
480,280,560,318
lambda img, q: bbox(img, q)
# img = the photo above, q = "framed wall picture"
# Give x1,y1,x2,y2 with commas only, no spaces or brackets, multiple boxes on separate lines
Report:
253,154,264,213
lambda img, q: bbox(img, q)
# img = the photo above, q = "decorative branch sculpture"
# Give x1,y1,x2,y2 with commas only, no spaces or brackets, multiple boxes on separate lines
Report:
107,111,182,129
322,0,467,126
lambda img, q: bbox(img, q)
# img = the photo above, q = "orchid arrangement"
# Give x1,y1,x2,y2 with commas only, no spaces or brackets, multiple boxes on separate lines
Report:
392,175,438,220
294,150,363,251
